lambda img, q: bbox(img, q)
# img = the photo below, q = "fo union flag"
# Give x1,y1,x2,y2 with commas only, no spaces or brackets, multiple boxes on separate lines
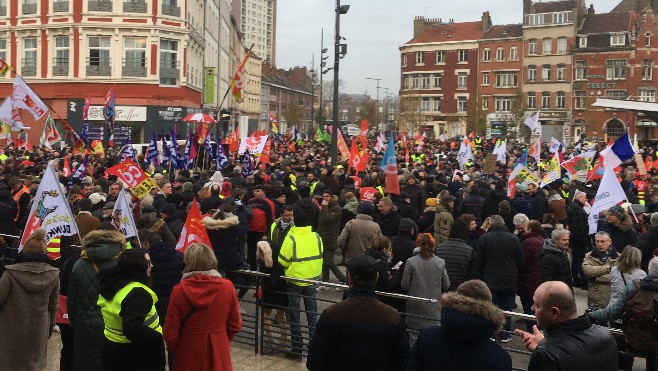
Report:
587,164,626,234
176,201,212,252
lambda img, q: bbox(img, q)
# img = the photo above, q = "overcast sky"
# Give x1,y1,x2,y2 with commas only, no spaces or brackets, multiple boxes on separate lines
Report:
276,0,621,96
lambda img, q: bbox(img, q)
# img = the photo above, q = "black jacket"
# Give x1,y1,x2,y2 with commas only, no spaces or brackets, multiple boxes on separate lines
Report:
483,189,511,219
567,201,590,248
306,290,410,371
0,190,17,236
377,211,403,238
435,238,476,291
163,215,184,240
475,227,525,292
638,226,658,272
529,316,618,371
539,239,572,287
402,184,427,213
529,192,547,221
148,241,184,322
457,194,486,226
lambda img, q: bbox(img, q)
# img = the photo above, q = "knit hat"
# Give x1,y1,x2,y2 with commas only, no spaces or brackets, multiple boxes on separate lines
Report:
357,201,374,215
607,205,625,220
426,198,438,207
88,192,106,205
161,203,177,217
499,200,511,212
455,279,493,302
23,228,48,254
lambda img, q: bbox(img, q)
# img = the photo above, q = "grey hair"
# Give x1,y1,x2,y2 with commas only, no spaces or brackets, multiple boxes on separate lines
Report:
489,215,505,228
551,228,570,241
595,231,611,240
651,213,658,226
649,257,658,277
513,213,529,226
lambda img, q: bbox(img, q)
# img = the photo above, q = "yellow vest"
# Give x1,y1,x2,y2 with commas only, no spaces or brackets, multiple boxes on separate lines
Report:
97,282,162,343
47,237,61,260
278,226,323,286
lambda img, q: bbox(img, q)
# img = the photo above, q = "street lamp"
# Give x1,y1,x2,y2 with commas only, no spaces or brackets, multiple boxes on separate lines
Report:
331,0,349,165
320,28,331,131
366,77,381,129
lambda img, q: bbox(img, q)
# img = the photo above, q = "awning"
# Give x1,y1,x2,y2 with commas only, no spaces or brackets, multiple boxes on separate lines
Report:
592,98,658,122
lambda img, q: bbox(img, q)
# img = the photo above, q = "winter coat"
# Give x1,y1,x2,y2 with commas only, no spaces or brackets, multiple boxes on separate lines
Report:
540,239,572,287
529,316,618,371
306,290,409,371
583,249,618,309
457,194,486,226
638,225,658,272
403,183,427,213
391,229,417,275
0,189,17,236
260,224,290,308
68,230,125,371
511,197,533,219
164,215,185,240
364,249,403,307
163,271,242,371
418,206,436,234
434,202,454,245
317,196,342,250
0,256,59,371
567,200,590,249
547,196,567,222
598,216,637,253
406,291,511,371
149,241,184,323
138,214,177,245
377,210,403,238
475,227,525,292
337,214,382,259
203,213,246,272
401,252,450,330
517,232,544,299
483,189,511,219
529,192,548,221
540,223,562,240
394,197,420,223
609,266,646,305
435,238,475,291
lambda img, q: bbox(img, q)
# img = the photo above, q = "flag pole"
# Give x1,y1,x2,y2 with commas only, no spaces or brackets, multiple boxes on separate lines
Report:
217,44,255,117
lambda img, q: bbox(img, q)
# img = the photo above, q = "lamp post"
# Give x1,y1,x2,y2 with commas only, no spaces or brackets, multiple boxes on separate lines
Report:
366,77,381,129
320,28,331,131
331,0,349,165
382,87,389,130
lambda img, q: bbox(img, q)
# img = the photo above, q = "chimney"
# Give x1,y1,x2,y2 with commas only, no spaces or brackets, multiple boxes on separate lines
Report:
414,16,433,37
523,0,533,15
482,11,492,31
588,4,595,15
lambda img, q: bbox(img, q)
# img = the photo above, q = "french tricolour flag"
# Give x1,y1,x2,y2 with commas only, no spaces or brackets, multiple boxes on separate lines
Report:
599,132,636,169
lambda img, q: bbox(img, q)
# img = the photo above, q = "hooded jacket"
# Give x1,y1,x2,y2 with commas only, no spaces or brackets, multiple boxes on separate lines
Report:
203,212,245,272
517,232,544,299
434,202,454,245
405,291,511,371
149,241,184,321
163,271,242,371
540,238,572,287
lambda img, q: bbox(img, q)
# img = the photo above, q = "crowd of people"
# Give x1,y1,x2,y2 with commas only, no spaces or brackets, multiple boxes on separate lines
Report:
0,133,658,370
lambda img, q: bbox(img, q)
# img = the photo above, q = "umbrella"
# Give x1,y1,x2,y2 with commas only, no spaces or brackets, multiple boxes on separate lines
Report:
182,113,216,123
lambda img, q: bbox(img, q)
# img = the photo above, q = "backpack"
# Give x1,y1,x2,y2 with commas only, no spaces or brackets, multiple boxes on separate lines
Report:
622,278,658,351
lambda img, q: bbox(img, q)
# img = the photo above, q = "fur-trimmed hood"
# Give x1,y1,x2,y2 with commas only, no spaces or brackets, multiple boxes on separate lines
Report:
256,241,273,268
440,291,505,340
81,229,126,262
423,206,436,213
202,212,239,230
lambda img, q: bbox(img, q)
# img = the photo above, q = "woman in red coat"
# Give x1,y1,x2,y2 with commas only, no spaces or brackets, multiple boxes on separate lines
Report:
163,243,242,371
516,220,544,332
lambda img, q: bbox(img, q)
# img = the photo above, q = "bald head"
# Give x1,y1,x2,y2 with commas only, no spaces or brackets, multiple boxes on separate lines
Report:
536,281,577,319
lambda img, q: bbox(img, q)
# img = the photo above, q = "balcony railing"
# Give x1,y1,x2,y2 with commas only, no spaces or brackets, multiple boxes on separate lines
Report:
0,5,6,16
161,4,181,17
86,57,111,76
22,3,37,15
122,57,147,77
88,0,113,12
53,1,69,12
123,1,146,13
52,57,69,76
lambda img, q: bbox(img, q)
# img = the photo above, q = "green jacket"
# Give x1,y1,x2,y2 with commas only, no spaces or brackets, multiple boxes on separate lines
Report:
434,202,454,245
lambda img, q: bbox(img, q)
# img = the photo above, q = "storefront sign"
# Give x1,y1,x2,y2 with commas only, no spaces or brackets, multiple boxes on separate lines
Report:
87,106,147,122
155,107,186,122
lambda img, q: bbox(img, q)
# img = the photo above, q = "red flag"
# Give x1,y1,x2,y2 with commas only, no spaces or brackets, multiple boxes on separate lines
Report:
227,128,239,152
176,201,212,252
360,134,367,151
645,157,653,173
230,46,253,102
360,118,368,136
468,131,475,139
62,157,71,177
288,142,296,153
405,147,410,163
260,139,271,164
350,140,365,172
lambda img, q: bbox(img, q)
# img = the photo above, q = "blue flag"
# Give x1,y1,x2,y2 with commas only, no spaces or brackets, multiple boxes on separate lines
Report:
145,132,160,168
80,121,89,147
120,137,136,163
183,132,195,170
204,134,214,161
68,157,88,188
170,128,183,170
161,133,170,167
216,142,229,171
240,150,253,178
516,148,528,167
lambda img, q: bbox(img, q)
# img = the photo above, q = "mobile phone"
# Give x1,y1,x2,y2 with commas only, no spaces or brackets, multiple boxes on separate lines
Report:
393,261,403,269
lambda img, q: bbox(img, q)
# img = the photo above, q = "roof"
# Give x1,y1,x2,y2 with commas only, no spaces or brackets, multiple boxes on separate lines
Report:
533,0,576,13
579,12,631,34
481,24,523,39
261,73,310,94
405,21,484,45
592,98,658,122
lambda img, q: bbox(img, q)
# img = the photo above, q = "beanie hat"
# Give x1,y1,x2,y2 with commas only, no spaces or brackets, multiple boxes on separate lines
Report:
357,201,374,215
499,200,511,212
23,228,48,254
425,198,438,207
607,205,625,220
456,279,493,302
161,203,177,217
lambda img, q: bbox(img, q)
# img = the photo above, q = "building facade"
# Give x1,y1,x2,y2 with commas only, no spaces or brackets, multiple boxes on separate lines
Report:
261,62,313,133
235,0,276,64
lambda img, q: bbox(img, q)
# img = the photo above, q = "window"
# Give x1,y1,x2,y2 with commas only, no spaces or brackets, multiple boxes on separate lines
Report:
542,64,551,81
0,38,6,60
556,91,566,109
527,14,542,26
646,33,651,47
528,65,537,81
574,91,586,109
557,37,567,54
404,77,410,89
496,47,504,61
23,0,37,15
575,60,588,80
401,53,407,66
528,39,537,55
482,73,489,86
458,50,468,62
552,11,570,24
421,97,430,111
411,76,418,89
606,59,627,80
642,59,653,80
543,38,552,55
54,36,69,66
457,72,467,88
510,47,518,61
421,74,430,89
482,48,490,61
579,36,587,48
557,64,566,81
457,97,467,112
415,52,423,65
495,97,512,112
432,98,441,111
434,74,442,88
89,36,110,66
639,89,656,102
542,91,550,108
160,39,179,85
605,90,627,98
125,37,146,67
482,98,489,110
610,34,625,46
23,37,37,76
527,92,536,109
495,72,517,88
436,50,445,63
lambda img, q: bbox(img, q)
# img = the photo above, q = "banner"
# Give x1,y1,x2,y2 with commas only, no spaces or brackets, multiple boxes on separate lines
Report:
588,165,627,234
380,134,400,195
20,163,80,255
238,135,268,154
111,189,138,239
507,164,541,199
0,97,23,131
12,76,48,120
541,156,561,186
457,140,474,169
40,114,61,149
204,67,215,105
105,158,158,199
176,200,212,252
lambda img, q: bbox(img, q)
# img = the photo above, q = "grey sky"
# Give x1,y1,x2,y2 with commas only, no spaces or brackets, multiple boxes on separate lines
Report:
276,0,621,96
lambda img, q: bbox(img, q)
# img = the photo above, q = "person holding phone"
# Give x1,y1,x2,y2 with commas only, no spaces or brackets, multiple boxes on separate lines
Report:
365,235,404,310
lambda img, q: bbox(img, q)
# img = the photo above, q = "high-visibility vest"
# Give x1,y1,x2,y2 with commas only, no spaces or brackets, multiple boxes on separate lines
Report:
12,185,29,222
47,237,61,260
278,226,323,286
376,185,384,195
560,189,570,200
97,282,162,343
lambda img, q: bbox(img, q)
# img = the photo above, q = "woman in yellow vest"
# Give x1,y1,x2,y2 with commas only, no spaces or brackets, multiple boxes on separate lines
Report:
97,249,165,371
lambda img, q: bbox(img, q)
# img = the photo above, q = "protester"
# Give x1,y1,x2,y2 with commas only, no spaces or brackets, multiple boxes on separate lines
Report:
337,201,382,259
583,231,619,310
434,194,455,244
567,190,591,289
598,205,637,253
435,218,476,291
517,220,544,331
317,189,346,285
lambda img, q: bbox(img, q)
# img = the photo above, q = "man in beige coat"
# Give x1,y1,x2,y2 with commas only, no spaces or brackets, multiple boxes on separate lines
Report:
337,201,381,259
582,231,619,309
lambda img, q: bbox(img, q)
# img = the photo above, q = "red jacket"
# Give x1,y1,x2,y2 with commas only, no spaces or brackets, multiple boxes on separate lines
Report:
248,197,275,233
163,273,242,371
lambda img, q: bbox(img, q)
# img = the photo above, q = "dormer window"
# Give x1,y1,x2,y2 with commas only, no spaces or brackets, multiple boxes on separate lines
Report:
610,34,625,46
579,36,587,48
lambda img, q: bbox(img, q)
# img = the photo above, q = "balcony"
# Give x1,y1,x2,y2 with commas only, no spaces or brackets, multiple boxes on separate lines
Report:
87,58,111,76
123,1,146,13
52,58,68,76
88,0,113,12
160,61,180,85
122,58,147,77
21,59,36,77
53,1,69,12
161,4,180,17
22,3,37,15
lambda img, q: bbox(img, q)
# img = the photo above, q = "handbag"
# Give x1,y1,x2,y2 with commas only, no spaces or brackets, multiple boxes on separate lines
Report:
56,295,70,325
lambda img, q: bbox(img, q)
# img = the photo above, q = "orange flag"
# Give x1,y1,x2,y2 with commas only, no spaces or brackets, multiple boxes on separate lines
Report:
176,201,212,252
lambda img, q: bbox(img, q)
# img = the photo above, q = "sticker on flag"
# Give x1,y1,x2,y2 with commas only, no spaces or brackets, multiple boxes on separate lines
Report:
176,200,212,252
111,189,138,239
238,135,268,154
105,158,158,199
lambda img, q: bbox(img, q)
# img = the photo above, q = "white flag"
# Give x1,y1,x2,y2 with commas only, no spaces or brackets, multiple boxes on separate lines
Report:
238,135,268,154
439,133,446,142
457,141,474,170
549,137,561,154
12,76,48,120
19,163,79,250
0,97,23,131
493,140,507,163
524,110,540,131
587,165,627,234
111,189,138,239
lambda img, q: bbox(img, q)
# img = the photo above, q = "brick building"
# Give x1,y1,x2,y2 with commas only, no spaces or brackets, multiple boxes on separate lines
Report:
261,62,313,133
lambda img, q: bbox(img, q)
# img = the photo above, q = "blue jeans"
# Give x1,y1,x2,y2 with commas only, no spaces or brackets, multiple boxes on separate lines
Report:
491,290,515,340
520,296,537,332
286,283,318,354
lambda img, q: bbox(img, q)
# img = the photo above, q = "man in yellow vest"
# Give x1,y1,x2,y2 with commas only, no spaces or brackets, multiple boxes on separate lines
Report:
278,198,323,358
